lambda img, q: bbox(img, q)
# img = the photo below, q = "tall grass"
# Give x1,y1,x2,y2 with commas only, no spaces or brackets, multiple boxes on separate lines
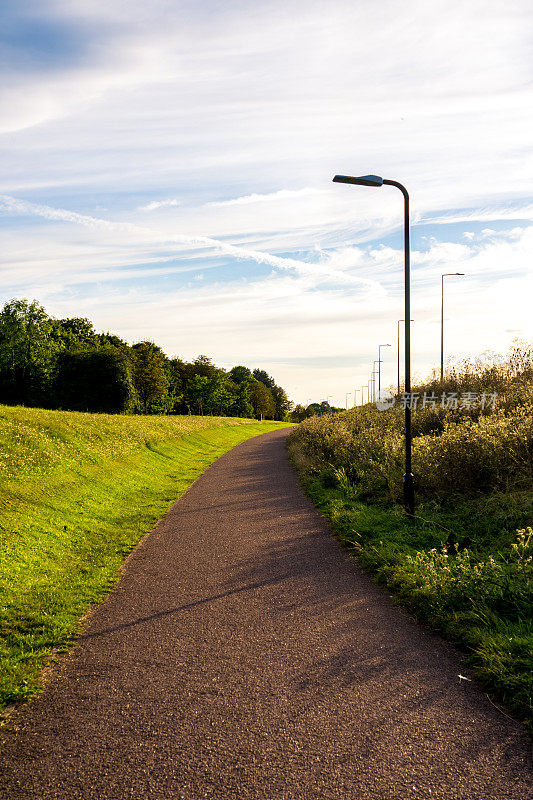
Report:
287,345,533,728
290,345,533,502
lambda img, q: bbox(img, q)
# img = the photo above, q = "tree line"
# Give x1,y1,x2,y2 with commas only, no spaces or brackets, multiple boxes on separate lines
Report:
0,299,292,419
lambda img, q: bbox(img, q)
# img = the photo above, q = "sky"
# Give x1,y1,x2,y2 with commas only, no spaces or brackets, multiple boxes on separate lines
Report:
1,0,532,407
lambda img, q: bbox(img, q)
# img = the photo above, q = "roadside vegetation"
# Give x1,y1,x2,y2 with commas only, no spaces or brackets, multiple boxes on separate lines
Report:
0,405,290,713
287,344,533,729
0,298,291,419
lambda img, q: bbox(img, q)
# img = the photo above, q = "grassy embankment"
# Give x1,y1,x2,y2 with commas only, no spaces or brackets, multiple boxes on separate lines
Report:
287,346,533,729
0,405,290,713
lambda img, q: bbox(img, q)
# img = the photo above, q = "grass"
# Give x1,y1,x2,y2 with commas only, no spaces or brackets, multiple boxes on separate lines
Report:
290,467,533,730
286,346,533,731
0,404,291,712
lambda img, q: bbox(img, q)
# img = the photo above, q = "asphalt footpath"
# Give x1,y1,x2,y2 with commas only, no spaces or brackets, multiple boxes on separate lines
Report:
0,428,531,799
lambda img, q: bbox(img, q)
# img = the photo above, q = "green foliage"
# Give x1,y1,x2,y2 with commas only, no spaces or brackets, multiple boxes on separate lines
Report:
55,348,135,413
132,341,169,413
0,404,290,711
252,368,275,389
0,299,291,420
249,380,276,419
0,299,56,406
292,471,533,730
270,383,292,421
290,347,533,502
287,345,533,729
229,365,253,385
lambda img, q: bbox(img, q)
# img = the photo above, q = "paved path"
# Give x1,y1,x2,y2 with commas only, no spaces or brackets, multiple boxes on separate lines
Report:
0,428,531,799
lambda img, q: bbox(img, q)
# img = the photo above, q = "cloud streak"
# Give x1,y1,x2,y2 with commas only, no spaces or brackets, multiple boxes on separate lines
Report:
0,193,379,290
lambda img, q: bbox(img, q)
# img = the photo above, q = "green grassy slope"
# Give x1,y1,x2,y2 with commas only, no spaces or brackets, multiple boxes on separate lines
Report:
0,405,290,712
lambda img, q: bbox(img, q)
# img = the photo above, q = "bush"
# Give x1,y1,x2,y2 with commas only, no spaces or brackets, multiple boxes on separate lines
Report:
289,345,533,502
55,349,135,413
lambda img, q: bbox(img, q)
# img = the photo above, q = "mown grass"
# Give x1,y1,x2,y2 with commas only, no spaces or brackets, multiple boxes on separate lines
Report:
0,405,290,712
287,346,533,730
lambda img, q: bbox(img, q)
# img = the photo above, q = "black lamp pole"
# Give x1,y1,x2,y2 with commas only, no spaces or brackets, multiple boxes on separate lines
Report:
397,319,414,397
333,174,414,515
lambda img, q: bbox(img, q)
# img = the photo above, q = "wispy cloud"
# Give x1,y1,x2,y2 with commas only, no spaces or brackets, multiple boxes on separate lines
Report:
139,198,181,211
0,194,380,290
207,188,322,207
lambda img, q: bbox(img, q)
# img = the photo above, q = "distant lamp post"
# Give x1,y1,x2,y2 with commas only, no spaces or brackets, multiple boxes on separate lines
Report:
397,319,414,396
441,273,465,382
333,173,414,515
372,363,379,403
378,343,391,395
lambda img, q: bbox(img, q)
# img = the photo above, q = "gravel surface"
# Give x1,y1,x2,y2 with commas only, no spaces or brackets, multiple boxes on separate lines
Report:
0,428,531,799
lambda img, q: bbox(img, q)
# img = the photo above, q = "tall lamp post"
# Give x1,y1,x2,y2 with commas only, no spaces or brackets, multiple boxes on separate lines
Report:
378,343,391,395
441,273,464,382
333,173,414,515
397,319,414,396
372,363,379,403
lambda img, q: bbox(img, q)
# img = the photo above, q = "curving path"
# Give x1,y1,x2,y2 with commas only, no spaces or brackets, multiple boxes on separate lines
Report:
0,428,531,799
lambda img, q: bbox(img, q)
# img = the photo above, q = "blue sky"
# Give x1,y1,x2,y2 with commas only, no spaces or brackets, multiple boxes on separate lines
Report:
1,0,532,405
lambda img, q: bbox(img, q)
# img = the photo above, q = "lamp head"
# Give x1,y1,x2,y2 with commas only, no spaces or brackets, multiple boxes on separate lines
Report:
332,174,383,187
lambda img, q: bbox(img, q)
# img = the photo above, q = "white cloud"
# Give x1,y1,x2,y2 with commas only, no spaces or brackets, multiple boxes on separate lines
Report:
139,199,181,211
207,188,322,207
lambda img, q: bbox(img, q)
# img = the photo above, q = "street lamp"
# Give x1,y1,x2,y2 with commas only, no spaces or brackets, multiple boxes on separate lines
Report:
333,173,414,515
372,363,379,403
378,343,391,395
441,273,465,382
397,319,414,396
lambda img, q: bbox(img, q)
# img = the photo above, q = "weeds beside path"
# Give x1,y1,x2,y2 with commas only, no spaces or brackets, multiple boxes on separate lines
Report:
286,346,533,730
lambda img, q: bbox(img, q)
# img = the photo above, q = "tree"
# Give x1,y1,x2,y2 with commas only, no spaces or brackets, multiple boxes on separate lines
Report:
132,341,169,413
290,404,308,423
192,355,218,378
228,382,254,418
55,348,135,413
57,317,96,344
270,384,292,421
0,299,55,406
229,365,253,385
249,380,275,419
186,374,211,415
253,369,275,389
